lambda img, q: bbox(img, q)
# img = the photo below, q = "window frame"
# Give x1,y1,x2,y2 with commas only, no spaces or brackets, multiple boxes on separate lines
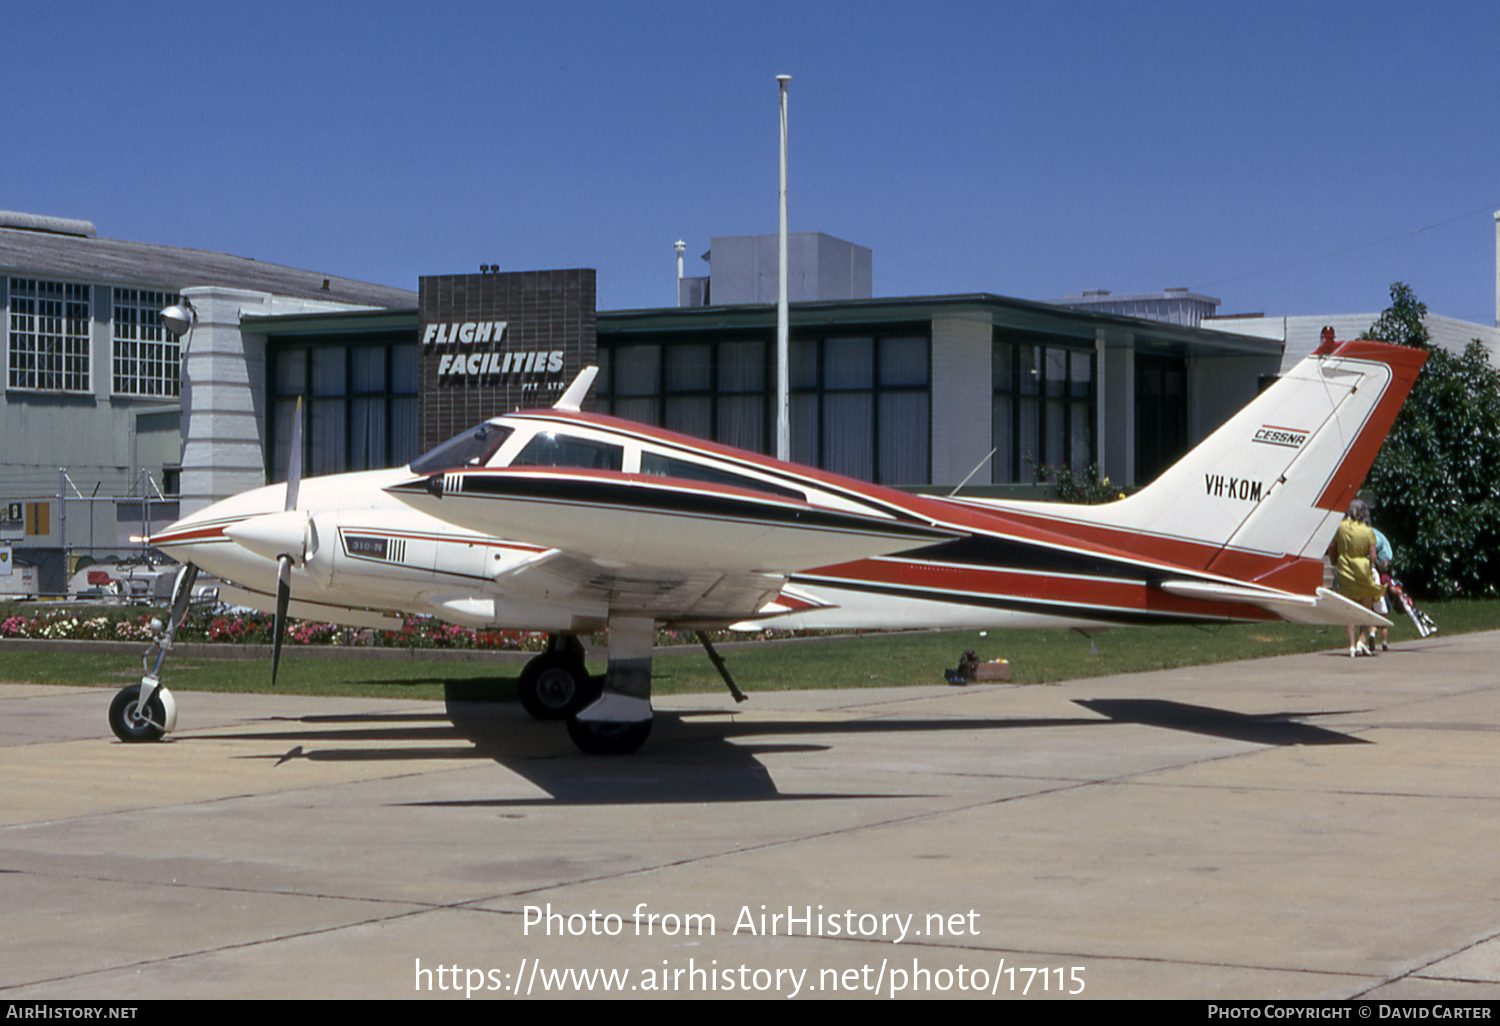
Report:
7,277,92,394
111,287,180,398
992,336,1096,484
599,329,931,485
267,337,421,481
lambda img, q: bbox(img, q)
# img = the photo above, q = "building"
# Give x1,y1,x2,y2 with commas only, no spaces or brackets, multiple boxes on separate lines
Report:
1206,210,1500,372
1206,311,1499,375
677,232,872,307
2,215,1289,595
597,289,1282,494
1045,287,1223,328
0,211,414,593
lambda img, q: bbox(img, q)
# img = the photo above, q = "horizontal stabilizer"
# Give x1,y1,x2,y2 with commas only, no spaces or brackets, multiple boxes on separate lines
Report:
1157,580,1390,627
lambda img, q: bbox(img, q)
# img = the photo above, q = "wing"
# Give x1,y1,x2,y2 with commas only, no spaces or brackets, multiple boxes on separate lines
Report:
488,547,789,628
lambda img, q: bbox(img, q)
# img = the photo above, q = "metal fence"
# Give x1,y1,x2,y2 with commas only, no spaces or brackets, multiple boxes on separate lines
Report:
1,469,177,599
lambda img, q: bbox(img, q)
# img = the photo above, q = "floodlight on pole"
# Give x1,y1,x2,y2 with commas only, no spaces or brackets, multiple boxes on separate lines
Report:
159,298,198,356
775,74,792,462
160,300,196,338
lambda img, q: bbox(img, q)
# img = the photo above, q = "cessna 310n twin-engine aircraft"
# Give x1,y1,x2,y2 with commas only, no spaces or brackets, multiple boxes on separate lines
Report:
117,333,1425,754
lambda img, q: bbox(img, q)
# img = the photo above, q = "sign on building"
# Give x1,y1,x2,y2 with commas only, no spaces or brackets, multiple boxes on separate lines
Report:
418,269,596,451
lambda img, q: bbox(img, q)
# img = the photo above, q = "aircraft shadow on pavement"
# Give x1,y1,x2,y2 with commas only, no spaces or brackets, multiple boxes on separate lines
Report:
1074,699,1371,746
201,687,1369,805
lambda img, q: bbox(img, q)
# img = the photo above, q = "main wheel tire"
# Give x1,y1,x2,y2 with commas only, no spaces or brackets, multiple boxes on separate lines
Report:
565,715,652,756
518,654,599,720
109,685,166,743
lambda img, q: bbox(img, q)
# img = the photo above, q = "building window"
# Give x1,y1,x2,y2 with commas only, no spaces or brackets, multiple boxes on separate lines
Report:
7,278,90,392
599,340,769,451
270,341,420,481
600,333,930,485
1134,354,1186,486
992,339,1094,483
112,288,179,397
792,334,930,485
607,343,662,426
716,339,765,452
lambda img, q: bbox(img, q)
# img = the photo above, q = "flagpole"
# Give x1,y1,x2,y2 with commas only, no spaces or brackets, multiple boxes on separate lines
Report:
775,74,791,461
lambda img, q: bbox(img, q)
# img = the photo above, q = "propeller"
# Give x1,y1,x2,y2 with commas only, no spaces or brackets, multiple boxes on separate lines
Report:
272,398,304,686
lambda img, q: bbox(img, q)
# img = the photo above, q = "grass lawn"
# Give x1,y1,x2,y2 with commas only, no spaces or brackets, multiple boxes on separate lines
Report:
3,598,1496,704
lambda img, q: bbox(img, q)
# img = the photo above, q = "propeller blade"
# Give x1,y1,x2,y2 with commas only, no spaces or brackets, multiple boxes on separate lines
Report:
285,397,304,512
273,398,303,686
167,562,198,633
271,554,292,687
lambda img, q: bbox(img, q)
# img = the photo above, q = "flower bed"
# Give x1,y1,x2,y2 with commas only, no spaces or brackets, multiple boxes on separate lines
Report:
1,605,805,652
1,606,549,651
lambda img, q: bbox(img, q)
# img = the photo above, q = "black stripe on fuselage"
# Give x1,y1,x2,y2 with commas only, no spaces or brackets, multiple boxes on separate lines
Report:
887,534,1173,583
395,473,956,544
505,411,924,522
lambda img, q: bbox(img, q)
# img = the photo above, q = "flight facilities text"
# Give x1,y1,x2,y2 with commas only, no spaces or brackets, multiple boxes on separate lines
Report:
423,320,565,381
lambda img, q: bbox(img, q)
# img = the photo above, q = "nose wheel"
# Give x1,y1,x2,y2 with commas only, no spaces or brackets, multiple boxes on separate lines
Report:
108,683,174,742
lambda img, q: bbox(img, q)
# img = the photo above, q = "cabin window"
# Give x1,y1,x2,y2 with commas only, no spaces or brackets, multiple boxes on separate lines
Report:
639,452,803,500
512,433,623,471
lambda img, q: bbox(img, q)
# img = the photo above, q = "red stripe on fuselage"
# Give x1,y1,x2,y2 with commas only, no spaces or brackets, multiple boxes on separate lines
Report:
805,556,1276,622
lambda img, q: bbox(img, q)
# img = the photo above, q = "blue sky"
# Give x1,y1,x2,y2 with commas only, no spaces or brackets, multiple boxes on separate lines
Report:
8,0,1500,325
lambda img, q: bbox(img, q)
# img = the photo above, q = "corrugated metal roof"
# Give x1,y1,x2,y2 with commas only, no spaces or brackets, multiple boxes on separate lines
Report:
0,225,415,308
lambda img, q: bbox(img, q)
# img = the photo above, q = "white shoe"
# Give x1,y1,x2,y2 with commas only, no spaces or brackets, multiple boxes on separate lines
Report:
1355,640,1373,657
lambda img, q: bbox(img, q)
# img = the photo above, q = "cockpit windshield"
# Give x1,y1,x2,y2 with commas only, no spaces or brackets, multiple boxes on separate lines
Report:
409,422,513,474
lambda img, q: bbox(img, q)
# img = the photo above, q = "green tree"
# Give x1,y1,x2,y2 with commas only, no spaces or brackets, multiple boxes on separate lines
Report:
1028,459,1123,504
1362,283,1500,597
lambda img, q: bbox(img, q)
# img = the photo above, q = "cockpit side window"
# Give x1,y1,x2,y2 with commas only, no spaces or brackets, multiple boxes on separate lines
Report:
512,433,624,471
409,423,513,474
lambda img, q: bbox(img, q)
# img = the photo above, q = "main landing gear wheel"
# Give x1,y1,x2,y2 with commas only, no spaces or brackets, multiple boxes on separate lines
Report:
565,715,652,756
518,652,600,720
109,684,168,743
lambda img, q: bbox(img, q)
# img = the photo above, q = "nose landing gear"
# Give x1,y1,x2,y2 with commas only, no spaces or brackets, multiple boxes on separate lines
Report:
107,562,195,743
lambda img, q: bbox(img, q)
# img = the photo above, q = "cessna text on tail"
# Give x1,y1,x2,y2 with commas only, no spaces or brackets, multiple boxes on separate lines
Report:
119,335,1425,754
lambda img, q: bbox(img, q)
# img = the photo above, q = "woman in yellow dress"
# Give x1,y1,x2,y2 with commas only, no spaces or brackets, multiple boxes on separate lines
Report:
1329,499,1385,657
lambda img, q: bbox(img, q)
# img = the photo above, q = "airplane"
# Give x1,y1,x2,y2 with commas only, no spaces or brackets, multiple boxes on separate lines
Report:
114,331,1426,755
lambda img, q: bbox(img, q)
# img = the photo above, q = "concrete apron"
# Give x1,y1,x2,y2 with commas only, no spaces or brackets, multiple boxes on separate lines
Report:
2,631,1499,999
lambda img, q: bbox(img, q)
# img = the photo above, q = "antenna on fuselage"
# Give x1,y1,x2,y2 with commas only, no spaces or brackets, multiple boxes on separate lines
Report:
948,448,998,498
553,366,598,412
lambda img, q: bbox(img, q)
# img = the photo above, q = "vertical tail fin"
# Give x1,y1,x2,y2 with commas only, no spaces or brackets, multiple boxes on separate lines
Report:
1067,338,1426,582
